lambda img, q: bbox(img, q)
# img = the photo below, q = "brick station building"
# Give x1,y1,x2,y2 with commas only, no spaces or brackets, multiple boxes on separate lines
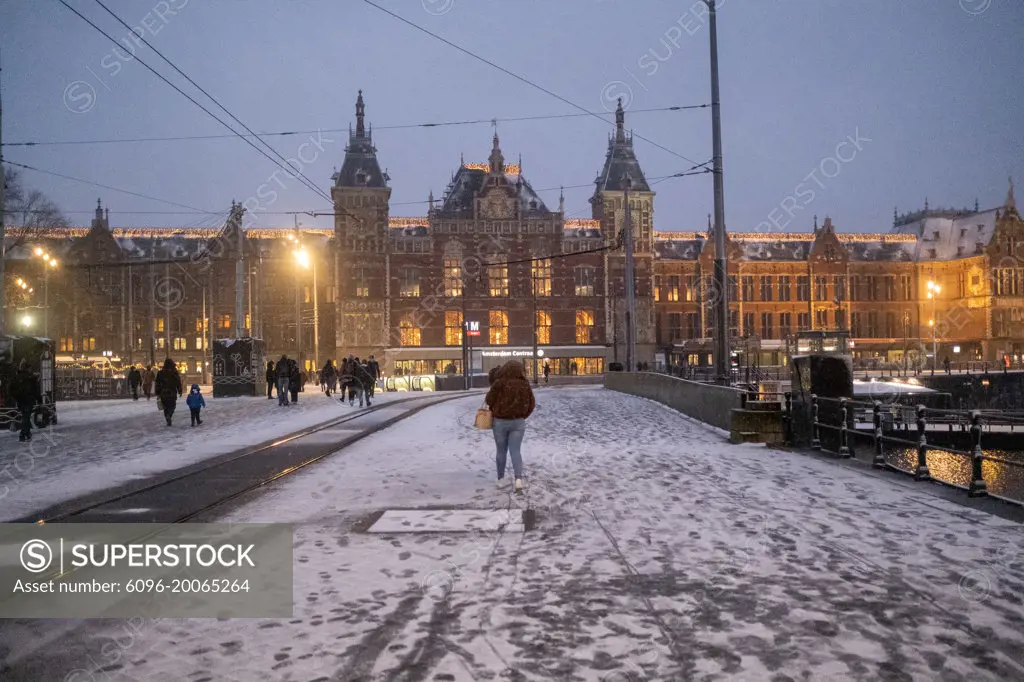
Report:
4,93,1023,378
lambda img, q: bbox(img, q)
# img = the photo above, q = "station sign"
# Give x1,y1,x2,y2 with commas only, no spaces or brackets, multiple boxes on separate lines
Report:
465,321,481,337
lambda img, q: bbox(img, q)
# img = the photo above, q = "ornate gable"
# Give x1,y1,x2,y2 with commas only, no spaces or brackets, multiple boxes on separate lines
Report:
809,216,849,266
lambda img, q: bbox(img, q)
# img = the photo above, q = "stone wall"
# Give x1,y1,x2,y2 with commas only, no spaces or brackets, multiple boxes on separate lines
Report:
604,371,744,431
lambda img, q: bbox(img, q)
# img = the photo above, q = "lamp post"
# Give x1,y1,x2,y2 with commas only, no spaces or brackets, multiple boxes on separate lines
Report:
927,280,940,374
705,0,730,385
294,245,319,370
32,248,59,339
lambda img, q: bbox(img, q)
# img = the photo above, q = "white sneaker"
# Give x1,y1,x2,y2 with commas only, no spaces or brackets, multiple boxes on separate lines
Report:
514,478,523,492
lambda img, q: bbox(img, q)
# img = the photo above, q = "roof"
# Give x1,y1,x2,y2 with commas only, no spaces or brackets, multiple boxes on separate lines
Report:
333,90,389,189
891,208,1000,260
436,165,552,218
652,231,919,262
592,99,650,195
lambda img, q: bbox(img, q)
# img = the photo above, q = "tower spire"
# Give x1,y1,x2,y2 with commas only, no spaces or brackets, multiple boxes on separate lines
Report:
615,97,625,144
355,90,365,138
893,206,898,225
1007,176,1016,211
488,130,504,175
975,197,980,213
95,198,103,220
559,186,565,214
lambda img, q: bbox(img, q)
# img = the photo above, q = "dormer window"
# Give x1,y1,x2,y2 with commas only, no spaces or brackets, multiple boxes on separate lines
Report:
929,248,937,258
356,170,367,185
960,228,967,238
933,230,940,240
529,199,538,211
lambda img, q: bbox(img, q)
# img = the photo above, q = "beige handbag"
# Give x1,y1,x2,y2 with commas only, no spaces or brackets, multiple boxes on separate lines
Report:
475,403,493,429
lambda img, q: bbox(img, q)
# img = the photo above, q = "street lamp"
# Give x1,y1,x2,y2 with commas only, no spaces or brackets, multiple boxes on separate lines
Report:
21,314,32,329
31,248,59,338
927,280,940,373
294,244,319,370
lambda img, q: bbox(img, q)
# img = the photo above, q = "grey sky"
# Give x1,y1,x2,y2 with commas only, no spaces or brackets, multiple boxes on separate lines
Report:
1,0,1021,233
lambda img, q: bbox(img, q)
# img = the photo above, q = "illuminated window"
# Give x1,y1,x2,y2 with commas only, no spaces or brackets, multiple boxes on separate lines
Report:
653,275,661,302
156,337,166,350
218,314,231,329
195,318,204,332
173,337,187,351
153,318,165,333
575,309,594,344
399,318,422,347
195,362,203,373
576,267,596,297
354,269,369,297
445,310,463,346
245,313,251,329
399,268,420,297
667,275,680,301
444,258,462,297
177,362,188,375
195,337,205,350
532,258,551,296
488,261,509,297
59,337,74,352
536,310,551,344
304,286,311,304
489,310,508,345
81,337,96,351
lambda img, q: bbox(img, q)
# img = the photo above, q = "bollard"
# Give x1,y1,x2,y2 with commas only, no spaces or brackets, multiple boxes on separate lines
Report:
872,400,886,468
811,394,820,450
968,410,988,497
838,398,851,457
915,404,931,481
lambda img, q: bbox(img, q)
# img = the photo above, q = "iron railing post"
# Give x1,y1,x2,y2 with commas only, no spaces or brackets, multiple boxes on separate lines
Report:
839,398,851,457
915,404,931,481
811,394,820,450
968,410,988,497
784,391,792,444
872,400,886,468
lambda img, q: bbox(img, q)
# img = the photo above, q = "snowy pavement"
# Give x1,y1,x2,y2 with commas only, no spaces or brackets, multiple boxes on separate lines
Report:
3,387,1024,681
0,388,405,522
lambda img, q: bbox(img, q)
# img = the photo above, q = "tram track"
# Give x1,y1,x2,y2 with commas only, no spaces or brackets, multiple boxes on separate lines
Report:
18,390,484,525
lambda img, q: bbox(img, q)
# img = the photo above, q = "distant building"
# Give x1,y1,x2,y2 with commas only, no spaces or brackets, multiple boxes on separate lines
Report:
4,94,1022,376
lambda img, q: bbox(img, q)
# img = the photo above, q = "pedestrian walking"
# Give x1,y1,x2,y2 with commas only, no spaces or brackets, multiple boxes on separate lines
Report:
142,365,155,400
322,360,337,397
266,360,277,399
364,355,380,406
543,361,551,384
570,360,578,376
186,383,206,426
289,359,301,404
484,361,535,493
8,360,41,442
128,366,142,400
155,359,183,427
347,356,361,406
276,355,291,406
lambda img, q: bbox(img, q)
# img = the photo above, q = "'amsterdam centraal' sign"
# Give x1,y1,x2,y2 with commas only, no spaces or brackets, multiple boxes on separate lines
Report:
480,349,545,358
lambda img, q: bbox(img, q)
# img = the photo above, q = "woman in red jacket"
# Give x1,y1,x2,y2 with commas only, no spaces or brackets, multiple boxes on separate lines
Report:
484,361,535,492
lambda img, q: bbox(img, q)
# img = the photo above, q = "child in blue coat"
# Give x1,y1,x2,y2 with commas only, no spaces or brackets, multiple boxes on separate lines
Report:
186,384,206,427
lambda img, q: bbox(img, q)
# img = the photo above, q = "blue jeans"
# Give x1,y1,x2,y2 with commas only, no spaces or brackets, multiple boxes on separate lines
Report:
492,418,526,479
277,377,290,405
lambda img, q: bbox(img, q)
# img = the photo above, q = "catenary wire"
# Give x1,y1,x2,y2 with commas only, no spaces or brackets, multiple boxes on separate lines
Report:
88,0,340,213
360,0,710,170
2,106,705,147
54,0,333,208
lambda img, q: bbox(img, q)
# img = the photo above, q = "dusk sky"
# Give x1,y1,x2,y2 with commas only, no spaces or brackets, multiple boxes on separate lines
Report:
2,0,1021,233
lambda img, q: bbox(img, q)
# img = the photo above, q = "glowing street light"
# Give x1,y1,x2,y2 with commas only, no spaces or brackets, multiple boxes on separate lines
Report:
34,247,43,256
21,314,32,328
926,280,940,372
294,248,310,269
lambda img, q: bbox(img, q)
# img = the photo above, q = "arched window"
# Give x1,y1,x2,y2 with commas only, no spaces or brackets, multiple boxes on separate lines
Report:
399,318,421,347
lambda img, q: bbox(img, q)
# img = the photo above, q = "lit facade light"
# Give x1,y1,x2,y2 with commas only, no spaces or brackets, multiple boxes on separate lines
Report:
294,248,310,269
929,319,934,327
50,259,58,268
21,315,32,328
34,247,43,256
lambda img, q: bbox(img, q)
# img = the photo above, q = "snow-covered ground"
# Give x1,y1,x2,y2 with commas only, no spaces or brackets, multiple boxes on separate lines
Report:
0,388,406,522
4,387,1024,681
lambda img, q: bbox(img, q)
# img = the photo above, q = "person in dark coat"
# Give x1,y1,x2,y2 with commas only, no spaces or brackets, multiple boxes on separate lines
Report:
321,360,337,397
127,366,142,400
365,355,380,405
266,360,277,399
543,361,551,384
154,358,183,426
352,359,373,407
485,361,536,492
288,360,301,403
142,366,155,400
276,355,291,406
186,383,206,426
8,360,41,442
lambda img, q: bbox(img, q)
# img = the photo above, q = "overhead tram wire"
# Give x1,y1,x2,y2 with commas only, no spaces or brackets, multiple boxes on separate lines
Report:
2,159,217,214
360,0,710,171
2,105,705,148
87,0,342,215
54,1,333,211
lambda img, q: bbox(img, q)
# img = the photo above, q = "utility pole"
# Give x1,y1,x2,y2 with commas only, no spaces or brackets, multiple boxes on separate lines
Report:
707,0,730,385
623,174,637,372
312,255,319,369
125,263,131,363
233,201,246,339
202,286,208,384
0,50,6,339
148,250,155,366
461,276,468,390
532,268,539,386
293,217,302,365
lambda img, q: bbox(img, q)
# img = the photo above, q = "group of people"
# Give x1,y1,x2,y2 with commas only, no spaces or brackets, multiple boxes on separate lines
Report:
267,356,307,406
148,359,205,427
126,365,156,401
316,355,380,407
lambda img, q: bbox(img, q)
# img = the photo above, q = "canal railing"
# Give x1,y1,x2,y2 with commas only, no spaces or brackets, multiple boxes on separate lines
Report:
805,393,1024,504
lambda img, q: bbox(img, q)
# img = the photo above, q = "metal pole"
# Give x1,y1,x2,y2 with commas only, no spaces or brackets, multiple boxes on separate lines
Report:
234,203,245,339
0,51,6,339
623,175,637,372
532,270,539,386
163,261,170,353
202,286,208,384
708,0,730,385
312,256,319,368
148,253,155,366
44,268,49,339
